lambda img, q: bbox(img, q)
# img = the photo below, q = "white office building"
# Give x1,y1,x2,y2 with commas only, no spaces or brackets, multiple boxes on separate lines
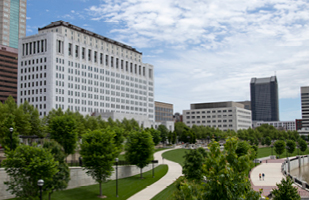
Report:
17,21,155,121
252,121,296,131
183,101,252,131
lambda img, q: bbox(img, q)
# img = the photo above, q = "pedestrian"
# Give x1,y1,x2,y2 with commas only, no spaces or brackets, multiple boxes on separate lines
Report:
259,173,261,181
262,173,265,181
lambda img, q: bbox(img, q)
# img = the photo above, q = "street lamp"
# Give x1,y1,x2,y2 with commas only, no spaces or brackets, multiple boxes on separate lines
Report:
9,127,13,150
37,179,44,200
297,145,300,156
271,145,273,158
286,146,290,158
115,158,119,198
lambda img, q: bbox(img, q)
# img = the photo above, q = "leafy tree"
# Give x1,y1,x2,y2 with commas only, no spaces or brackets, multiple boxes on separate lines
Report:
202,137,260,199
148,128,161,145
0,114,19,150
286,140,296,154
271,177,300,200
157,124,169,144
298,138,307,154
43,140,70,200
235,141,250,157
125,130,154,178
182,148,206,181
265,136,272,146
80,128,118,198
3,144,58,199
274,140,286,157
49,114,78,155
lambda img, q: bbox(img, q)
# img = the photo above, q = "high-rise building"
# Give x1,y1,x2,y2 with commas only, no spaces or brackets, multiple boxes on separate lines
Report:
301,86,309,128
183,101,252,131
155,101,173,122
250,76,279,121
17,21,155,121
0,44,18,102
0,0,27,48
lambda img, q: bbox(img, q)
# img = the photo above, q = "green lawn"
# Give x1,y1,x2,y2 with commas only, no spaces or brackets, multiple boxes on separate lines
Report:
118,148,166,161
8,165,168,200
151,181,176,200
257,146,309,159
162,149,189,167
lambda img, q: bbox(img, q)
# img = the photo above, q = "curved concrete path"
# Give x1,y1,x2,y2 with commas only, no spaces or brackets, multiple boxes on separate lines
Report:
250,158,309,197
127,147,182,200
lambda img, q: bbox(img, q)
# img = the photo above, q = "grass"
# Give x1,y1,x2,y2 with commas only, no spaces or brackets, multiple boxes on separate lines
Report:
162,149,189,167
151,181,177,200
8,165,168,200
257,146,309,159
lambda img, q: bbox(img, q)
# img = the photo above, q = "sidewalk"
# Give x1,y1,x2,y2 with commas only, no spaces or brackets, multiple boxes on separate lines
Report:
250,158,309,197
127,148,182,200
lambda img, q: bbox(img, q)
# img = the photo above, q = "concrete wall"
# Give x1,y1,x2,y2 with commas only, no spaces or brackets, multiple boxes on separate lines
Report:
0,163,158,200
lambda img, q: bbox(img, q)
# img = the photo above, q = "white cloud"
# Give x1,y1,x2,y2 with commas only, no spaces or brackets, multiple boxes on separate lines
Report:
83,0,309,119
26,17,31,20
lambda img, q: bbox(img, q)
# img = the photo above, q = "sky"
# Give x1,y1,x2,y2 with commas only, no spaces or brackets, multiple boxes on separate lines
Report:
25,0,309,121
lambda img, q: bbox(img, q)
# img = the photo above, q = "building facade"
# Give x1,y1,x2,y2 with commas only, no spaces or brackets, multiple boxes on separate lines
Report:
17,21,155,121
183,101,252,131
250,76,279,121
0,0,27,48
155,101,173,122
252,121,296,131
301,86,309,128
0,44,18,102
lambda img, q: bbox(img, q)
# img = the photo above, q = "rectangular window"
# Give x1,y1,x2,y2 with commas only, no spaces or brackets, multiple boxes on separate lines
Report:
75,45,79,57
82,47,85,59
88,49,91,61
68,43,72,56
105,55,108,66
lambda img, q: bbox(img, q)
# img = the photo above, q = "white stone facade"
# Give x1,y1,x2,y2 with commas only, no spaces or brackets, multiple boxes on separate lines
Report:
183,102,252,131
17,21,155,121
253,121,296,131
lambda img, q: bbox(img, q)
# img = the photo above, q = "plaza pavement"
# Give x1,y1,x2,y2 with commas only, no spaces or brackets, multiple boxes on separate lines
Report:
250,158,309,198
127,147,182,200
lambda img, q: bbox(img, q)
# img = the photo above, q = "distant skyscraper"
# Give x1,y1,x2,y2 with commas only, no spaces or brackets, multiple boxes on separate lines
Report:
301,86,309,128
0,0,27,48
250,76,279,121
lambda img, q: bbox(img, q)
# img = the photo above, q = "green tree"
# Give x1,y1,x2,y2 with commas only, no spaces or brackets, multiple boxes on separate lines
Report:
0,114,19,150
298,138,307,154
286,140,296,154
148,128,161,145
274,140,286,157
271,177,300,200
43,140,70,200
3,144,58,199
158,124,169,144
265,136,272,146
80,128,118,198
125,130,154,178
182,148,206,181
235,141,250,157
49,114,78,155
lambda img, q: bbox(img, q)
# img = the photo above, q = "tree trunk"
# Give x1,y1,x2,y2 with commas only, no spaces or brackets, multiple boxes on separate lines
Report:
100,182,102,196
140,168,143,179
49,191,52,200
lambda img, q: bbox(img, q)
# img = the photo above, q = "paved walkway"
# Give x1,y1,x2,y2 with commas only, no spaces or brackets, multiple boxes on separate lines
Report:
250,158,309,198
127,148,182,200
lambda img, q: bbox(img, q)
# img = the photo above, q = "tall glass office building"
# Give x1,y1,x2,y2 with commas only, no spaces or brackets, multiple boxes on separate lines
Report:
0,0,27,48
250,76,279,121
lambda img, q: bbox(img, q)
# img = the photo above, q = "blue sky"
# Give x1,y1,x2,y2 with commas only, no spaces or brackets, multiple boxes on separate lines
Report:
26,0,309,121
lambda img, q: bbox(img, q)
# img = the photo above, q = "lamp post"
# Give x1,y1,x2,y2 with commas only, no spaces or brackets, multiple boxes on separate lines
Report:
37,179,44,200
286,146,289,158
115,158,119,197
9,127,13,150
271,145,273,159
297,145,300,156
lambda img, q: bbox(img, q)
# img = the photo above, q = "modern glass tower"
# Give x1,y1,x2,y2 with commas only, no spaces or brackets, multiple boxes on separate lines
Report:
0,0,27,48
250,76,279,121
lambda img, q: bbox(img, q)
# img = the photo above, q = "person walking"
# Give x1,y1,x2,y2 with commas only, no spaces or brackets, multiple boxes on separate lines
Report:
262,173,265,181
259,173,261,181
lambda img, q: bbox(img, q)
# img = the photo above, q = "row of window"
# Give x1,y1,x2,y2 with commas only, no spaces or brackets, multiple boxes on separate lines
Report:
186,109,233,114
187,121,234,127
186,115,233,119
20,81,46,88
22,40,47,56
